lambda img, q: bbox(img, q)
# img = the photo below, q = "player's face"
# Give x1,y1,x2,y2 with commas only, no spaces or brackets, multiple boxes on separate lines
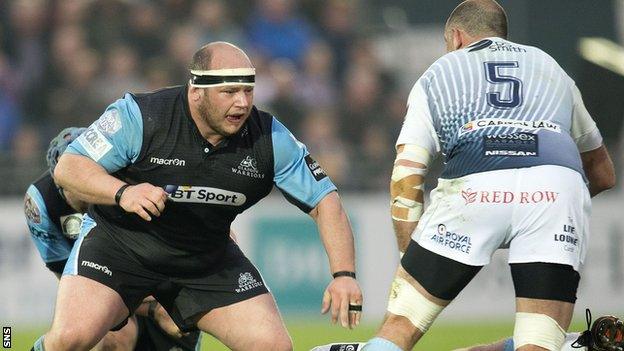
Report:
199,85,254,137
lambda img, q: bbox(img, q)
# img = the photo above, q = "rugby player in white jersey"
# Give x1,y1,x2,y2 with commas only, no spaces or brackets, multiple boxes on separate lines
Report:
359,0,615,350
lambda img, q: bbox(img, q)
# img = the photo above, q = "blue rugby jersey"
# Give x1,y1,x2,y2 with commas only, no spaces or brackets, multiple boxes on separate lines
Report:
397,37,602,178
65,86,336,274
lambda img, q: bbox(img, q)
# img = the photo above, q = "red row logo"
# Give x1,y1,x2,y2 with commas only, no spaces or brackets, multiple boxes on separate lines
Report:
461,188,558,204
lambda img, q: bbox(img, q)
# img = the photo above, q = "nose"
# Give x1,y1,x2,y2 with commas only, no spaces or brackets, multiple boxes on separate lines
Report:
234,90,251,108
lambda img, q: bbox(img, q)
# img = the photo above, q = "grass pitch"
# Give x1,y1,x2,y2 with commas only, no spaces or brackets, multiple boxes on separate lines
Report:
10,319,588,350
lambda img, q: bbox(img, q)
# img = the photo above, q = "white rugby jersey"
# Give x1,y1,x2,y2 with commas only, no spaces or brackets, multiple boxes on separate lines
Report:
397,37,603,178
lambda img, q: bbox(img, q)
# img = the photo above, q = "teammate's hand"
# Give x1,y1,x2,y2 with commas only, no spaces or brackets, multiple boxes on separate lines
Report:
321,276,363,329
118,183,168,221
151,302,189,339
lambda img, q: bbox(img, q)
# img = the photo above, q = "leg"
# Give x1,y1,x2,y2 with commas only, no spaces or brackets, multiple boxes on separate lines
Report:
511,263,579,351
368,241,482,350
196,293,292,351
93,315,138,351
44,275,130,351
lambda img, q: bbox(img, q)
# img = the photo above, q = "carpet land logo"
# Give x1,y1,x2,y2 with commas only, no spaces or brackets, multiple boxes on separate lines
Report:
235,272,264,293
232,155,265,179
461,188,558,205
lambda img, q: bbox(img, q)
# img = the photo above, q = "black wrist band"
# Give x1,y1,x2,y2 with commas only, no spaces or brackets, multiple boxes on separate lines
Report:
332,271,356,279
114,184,131,205
147,300,158,319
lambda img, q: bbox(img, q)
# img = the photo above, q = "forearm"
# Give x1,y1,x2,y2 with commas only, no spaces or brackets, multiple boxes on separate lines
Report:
55,153,126,205
393,220,418,253
581,145,616,197
310,192,356,273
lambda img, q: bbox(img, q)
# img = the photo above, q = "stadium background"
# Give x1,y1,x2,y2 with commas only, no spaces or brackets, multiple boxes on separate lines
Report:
0,0,623,349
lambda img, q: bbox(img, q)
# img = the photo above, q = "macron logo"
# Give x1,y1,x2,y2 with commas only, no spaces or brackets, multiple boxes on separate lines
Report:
81,260,113,276
150,157,186,167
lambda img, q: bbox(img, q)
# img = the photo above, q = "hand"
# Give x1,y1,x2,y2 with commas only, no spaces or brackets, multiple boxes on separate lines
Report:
118,183,168,221
321,276,363,329
150,301,188,339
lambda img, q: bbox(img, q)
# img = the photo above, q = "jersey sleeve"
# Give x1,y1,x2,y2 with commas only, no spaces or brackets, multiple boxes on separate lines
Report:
271,117,337,212
65,93,143,172
569,82,603,153
24,185,72,269
396,77,440,156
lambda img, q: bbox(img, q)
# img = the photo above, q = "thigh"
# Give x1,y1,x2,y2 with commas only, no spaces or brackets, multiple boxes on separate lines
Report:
49,275,130,347
196,293,290,351
414,172,513,266
64,216,162,320
509,166,590,270
161,241,269,332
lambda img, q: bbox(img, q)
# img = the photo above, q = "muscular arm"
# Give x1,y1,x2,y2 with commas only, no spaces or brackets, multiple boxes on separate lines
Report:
55,153,126,205
581,144,615,197
55,153,167,221
309,191,362,328
308,191,356,274
391,144,428,253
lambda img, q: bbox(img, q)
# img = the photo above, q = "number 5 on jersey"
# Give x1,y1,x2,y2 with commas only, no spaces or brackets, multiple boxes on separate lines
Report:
484,61,523,108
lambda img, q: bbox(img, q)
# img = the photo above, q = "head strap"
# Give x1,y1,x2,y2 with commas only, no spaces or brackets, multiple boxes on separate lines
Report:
189,68,256,87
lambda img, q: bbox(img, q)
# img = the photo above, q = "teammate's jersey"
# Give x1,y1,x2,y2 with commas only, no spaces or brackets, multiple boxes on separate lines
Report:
25,172,83,274
397,37,603,179
66,85,336,274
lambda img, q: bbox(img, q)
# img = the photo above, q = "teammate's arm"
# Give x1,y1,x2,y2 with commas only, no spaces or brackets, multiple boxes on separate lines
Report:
581,145,615,197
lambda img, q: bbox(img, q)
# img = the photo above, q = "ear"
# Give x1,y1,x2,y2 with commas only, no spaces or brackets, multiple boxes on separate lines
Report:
452,28,465,50
188,86,203,102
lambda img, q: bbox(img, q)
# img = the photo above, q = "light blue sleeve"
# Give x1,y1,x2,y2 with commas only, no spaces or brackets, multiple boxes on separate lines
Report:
25,185,72,263
65,93,143,172
272,117,337,212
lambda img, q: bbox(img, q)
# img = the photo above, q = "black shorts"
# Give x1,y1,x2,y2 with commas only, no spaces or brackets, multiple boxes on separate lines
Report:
65,224,269,332
135,315,201,351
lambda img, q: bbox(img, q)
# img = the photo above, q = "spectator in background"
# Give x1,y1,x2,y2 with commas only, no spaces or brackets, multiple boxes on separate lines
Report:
126,3,166,60
247,0,315,64
300,109,350,186
295,40,338,110
193,0,246,46
166,24,201,80
266,58,305,131
318,0,358,84
93,43,147,106
0,53,21,153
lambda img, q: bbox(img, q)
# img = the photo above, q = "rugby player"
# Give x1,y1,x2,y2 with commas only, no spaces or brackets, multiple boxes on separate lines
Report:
26,127,201,350
362,0,615,350
32,41,362,351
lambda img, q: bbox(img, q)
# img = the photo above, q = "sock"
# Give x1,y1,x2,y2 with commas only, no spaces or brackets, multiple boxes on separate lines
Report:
362,337,403,351
502,337,514,351
32,335,45,351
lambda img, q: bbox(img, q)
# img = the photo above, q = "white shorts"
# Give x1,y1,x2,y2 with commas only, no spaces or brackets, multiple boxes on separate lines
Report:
413,165,591,270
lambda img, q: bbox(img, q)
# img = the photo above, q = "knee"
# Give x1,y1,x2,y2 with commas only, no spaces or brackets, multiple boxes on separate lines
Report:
96,331,136,351
252,334,293,351
45,327,98,351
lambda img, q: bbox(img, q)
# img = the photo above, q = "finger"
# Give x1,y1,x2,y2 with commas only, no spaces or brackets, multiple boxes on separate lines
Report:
339,295,349,328
154,197,166,212
321,290,331,314
330,293,340,324
135,207,152,221
142,200,161,217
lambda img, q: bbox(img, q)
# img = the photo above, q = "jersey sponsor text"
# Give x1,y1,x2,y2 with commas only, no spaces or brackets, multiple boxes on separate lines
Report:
167,185,247,206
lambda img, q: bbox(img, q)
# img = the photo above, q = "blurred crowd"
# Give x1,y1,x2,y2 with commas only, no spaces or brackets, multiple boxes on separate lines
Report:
0,0,411,194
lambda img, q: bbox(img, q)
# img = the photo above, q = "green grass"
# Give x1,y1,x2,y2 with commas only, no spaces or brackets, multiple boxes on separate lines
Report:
10,319,588,350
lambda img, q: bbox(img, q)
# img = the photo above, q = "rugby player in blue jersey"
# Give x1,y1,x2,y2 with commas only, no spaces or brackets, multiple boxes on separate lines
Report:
32,41,362,351
26,127,201,350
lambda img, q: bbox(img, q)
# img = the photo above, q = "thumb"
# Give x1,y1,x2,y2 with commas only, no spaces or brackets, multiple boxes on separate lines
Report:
321,290,331,314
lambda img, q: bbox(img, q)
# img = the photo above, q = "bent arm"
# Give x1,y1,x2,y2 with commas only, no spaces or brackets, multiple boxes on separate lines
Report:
55,153,126,205
309,191,355,274
581,144,615,197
